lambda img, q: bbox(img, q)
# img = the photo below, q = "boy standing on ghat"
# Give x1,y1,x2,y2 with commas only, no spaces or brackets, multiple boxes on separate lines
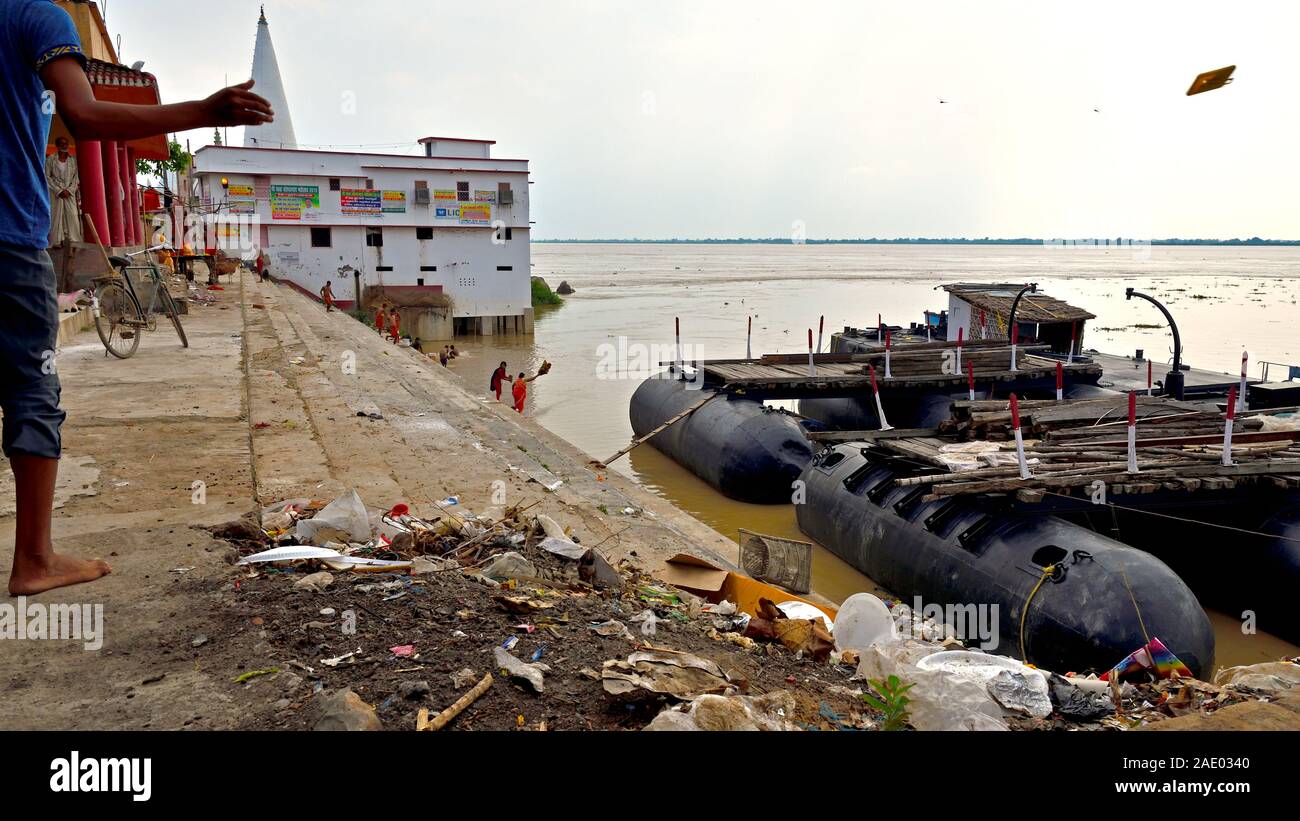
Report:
1,0,273,594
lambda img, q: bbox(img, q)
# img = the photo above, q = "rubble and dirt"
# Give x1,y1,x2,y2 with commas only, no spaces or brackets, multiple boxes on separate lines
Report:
213,493,872,731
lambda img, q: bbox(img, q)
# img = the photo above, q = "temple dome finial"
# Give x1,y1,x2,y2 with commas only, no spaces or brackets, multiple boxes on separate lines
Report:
259,5,267,24
245,6,297,148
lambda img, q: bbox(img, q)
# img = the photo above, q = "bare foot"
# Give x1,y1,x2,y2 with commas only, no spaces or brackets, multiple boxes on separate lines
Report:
8,552,112,596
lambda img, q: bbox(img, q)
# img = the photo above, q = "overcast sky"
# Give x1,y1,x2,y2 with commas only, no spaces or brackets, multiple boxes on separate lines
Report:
107,0,1300,240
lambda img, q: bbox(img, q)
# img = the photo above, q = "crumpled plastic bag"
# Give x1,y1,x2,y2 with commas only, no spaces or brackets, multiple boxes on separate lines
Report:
1213,661,1300,694
643,691,799,731
602,649,734,701
856,641,1008,731
295,490,371,545
480,552,537,580
987,669,1053,718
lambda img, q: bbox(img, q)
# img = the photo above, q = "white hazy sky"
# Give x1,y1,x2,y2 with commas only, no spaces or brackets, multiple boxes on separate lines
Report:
106,0,1300,240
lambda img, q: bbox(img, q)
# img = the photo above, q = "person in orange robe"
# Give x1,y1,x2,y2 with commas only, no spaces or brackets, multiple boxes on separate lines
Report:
319,281,335,313
388,308,401,343
375,304,386,335
511,372,528,413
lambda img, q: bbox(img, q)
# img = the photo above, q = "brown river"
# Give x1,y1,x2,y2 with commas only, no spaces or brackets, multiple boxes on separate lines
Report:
447,243,1300,670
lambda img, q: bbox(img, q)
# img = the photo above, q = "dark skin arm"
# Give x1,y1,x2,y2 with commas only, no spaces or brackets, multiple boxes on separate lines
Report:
40,58,274,141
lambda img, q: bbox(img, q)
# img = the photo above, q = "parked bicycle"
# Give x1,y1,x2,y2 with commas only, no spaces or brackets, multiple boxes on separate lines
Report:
92,245,189,359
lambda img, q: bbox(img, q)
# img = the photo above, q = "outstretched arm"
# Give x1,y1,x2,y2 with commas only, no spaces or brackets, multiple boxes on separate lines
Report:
41,58,273,142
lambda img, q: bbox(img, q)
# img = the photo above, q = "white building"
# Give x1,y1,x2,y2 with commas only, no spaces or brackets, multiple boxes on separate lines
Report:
191,138,533,337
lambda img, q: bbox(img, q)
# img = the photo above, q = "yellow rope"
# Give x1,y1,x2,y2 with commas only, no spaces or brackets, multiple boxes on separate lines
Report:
1019,564,1055,664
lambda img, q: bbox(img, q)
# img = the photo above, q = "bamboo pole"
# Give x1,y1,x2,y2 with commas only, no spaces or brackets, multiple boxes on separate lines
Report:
417,672,493,731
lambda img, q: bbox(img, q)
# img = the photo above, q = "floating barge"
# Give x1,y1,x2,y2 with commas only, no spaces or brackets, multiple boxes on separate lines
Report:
808,395,1300,646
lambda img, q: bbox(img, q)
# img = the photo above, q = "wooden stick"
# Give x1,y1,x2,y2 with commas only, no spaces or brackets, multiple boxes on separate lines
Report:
417,672,493,731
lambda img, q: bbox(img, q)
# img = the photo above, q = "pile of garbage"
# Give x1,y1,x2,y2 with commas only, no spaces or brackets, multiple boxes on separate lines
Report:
213,490,1300,732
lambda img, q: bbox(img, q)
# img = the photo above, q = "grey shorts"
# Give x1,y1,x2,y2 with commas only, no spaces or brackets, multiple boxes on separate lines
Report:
0,242,65,459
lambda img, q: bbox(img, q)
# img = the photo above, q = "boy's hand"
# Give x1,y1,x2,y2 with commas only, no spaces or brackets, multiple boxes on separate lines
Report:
201,80,274,127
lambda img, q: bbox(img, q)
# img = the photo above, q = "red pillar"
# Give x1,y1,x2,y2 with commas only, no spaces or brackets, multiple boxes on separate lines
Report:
126,147,141,245
117,144,137,246
101,140,124,247
76,139,110,244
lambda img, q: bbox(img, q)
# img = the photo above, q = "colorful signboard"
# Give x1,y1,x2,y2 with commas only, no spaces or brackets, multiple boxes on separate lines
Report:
433,189,458,202
381,190,407,213
227,184,254,198
270,184,320,220
340,188,382,216
459,203,492,224
473,189,497,203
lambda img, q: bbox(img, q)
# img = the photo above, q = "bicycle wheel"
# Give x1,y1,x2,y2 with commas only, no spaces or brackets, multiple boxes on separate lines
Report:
94,279,143,359
158,285,189,348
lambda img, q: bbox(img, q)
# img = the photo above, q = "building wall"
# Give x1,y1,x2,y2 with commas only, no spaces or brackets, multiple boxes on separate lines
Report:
262,224,530,319
192,146,532,324
53,1,117,62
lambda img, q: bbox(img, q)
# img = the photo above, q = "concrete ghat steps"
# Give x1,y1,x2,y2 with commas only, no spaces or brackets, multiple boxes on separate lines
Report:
247,274,740,572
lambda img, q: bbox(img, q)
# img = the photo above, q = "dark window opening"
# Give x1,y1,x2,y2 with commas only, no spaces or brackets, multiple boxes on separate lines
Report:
310,227,332,248
329,178,341,191
504,227,513,241
375,265,394,272
365,227,383,247
365,178,375,189
496,265,513,271
417,278,424,286
456,181,470,202
419,265,437,272
416,226,433,240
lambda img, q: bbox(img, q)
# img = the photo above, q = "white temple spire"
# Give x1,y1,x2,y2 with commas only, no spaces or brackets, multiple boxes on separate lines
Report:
244,7,297,149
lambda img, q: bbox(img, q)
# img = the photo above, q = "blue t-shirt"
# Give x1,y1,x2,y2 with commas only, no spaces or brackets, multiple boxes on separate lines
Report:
0,0,85,249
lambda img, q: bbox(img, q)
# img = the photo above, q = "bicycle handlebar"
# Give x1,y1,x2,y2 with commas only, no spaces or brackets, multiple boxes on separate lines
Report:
126,244,172,258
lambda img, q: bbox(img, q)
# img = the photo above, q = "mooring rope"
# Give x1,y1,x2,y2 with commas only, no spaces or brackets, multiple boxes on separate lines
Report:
1042,489,1300,545
1019,564,1056,664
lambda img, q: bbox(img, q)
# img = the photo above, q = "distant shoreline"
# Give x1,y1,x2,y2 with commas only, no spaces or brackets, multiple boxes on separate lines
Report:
535,238,1300,246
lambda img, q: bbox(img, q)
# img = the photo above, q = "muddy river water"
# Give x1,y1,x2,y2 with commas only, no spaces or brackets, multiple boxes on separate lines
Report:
447,243,1300,669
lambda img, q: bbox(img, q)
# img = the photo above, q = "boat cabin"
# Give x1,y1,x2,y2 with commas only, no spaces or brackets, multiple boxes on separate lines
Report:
942,283,1095,356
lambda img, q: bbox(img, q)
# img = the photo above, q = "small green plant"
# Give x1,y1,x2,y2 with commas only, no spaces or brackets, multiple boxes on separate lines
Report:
862,675,914,731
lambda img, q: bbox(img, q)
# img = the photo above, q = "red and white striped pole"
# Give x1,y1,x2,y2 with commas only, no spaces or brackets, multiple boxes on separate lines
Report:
1147,360,1154,397
1238,351,1248,414
956,326,964,375
1067,322,1077,365
675,317,682,373
870,365,892,431
746,315,752,360
1127,391,1139,473
1010,393,1031,479
816,315,824,355
1223,386,1237,466
968,360,976,401
1009,323,1019,371
1056,361,1064,401
807,329,816,377
884,330,893,379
